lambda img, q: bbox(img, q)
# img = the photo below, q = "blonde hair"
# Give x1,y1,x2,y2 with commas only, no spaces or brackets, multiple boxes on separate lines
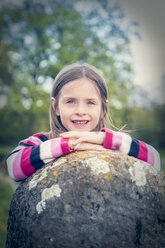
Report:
49,63,109,139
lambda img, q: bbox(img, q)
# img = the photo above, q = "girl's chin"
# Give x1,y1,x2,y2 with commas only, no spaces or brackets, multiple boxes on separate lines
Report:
65,121,99,132
68,124,91,132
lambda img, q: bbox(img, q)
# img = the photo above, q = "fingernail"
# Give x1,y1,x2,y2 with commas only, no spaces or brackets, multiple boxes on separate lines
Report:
74,144,80,149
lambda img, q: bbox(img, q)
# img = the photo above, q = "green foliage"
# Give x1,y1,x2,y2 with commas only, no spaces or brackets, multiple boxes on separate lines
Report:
120,105,165,148
0,0,134,145
0,0,164,153
0,144,16,247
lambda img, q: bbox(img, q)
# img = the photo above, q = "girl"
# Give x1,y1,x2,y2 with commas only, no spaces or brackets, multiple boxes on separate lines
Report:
6,63,161,181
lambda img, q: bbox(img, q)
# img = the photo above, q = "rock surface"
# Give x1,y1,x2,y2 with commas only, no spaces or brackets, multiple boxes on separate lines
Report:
6,151,165,248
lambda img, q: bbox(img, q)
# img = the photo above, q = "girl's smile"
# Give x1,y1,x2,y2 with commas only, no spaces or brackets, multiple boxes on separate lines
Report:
53,78,102,132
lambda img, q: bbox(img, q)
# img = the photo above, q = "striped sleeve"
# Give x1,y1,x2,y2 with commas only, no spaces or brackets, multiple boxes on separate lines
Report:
6,133,71,181
101,128,161,171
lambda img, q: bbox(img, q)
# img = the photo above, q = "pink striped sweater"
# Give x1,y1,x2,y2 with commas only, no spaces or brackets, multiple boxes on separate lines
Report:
6,129,161,181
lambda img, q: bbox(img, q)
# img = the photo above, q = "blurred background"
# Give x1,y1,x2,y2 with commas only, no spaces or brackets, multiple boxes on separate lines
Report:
0,0,165,246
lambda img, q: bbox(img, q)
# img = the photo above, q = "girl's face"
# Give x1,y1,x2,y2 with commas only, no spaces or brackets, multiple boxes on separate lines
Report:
53,78,102,132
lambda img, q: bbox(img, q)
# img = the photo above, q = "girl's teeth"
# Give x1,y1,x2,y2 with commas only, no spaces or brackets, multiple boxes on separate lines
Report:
73,121,88,124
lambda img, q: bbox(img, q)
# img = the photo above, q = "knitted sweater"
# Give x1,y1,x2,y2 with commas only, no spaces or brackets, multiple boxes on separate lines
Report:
6,129,161,181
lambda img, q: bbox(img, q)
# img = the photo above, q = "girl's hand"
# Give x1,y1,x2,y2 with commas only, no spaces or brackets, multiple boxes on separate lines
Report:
68,138,108,152
60,131,105,147
75,142,108,151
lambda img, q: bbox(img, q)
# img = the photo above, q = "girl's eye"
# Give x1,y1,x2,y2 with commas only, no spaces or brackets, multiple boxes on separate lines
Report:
66,99,75,104
87,101,95,105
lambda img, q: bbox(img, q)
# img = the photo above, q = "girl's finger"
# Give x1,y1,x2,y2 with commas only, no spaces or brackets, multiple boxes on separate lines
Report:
73,132,104,145
72,137,88,145
74,143,80,150
76,142,107,151
60,132,70,137
60,131,83,138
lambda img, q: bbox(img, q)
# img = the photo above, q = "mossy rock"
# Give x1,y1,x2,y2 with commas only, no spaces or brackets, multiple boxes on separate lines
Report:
6,151,165,248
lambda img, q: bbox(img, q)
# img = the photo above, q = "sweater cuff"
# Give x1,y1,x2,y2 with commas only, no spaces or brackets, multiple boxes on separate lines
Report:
61,137,71,154
101,128,114,149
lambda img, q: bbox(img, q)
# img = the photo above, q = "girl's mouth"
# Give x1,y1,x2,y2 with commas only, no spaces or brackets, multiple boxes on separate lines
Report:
72,120,89,124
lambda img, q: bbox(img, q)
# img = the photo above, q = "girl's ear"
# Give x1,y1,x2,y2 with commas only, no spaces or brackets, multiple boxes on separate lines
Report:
106,99,109,105
51,97,60,116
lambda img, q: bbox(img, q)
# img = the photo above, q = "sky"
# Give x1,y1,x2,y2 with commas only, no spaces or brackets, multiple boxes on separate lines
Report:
112,0,165,104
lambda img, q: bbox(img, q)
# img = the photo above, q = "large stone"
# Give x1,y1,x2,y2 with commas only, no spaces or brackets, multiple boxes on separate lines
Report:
6,151,165,248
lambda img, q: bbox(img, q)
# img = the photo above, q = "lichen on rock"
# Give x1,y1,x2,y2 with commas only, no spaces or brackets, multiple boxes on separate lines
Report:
36,184,62,214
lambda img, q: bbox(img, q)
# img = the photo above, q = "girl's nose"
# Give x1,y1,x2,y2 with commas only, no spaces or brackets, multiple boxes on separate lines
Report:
75,103,87,116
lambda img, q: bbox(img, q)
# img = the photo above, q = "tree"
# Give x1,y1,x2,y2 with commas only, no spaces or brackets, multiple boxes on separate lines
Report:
0,0,137,144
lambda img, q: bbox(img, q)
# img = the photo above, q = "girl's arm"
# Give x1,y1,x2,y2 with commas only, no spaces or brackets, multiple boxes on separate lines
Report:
61,129,161,171
101,128,161,171
6,133,71,181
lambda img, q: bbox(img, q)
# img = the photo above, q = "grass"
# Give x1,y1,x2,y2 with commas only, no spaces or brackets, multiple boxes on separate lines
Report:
160,149,165,174
0,172,17,248
0,146,17,248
